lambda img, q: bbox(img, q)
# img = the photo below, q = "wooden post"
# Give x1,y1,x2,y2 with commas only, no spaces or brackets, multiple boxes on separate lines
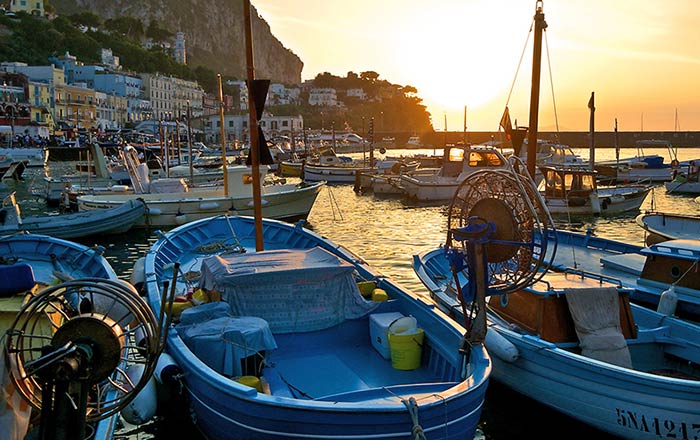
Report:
187,100,194,185
244,0,264,251
218,74,229,196
526,1,547,179
588,92,595,170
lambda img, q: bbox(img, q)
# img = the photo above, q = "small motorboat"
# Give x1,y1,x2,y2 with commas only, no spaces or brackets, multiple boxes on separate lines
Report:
636,211,700,242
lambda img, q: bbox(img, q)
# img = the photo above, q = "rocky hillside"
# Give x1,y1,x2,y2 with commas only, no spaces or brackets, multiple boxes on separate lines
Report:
50,0,303,84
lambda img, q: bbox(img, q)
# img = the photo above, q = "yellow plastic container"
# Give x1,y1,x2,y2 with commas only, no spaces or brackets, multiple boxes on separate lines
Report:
371,288,388,302
357,281,376,298
235,375,263,392
388,328,424,370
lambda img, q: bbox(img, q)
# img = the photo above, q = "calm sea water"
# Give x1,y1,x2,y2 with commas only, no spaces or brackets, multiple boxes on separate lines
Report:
3,146,699,439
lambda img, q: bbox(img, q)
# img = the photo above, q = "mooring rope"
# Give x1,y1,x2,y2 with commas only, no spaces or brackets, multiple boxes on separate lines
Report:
402,396,427,440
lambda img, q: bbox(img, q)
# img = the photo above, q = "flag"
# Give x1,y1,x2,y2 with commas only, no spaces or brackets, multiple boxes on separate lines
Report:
245,126,274,166
588,92,595,111
499,107,513,140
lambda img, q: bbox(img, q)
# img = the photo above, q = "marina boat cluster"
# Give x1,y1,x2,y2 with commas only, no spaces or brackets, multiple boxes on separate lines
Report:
1,126,699,440
1,3,699,440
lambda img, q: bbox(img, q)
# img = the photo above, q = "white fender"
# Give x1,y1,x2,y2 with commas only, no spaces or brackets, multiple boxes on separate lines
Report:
148,207,162,216
174,213,188,225
154,352,182,385
130,257,146,288
484,328,519,363
246,199,269,207
109,185,129,192
120,364,157,425
199,202,220,210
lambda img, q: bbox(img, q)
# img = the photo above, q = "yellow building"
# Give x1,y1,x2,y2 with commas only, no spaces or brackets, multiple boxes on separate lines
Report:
59,84,96,129
8,0,44,15
27,80,54,128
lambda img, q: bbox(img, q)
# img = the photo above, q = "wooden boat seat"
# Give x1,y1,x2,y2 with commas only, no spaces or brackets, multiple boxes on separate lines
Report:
489,288,637,343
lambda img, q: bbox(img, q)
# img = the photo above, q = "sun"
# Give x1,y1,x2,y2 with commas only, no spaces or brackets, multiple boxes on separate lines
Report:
388,1,536,128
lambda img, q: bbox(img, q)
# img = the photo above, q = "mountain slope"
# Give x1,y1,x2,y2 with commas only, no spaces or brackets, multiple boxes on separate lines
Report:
51,0,303,84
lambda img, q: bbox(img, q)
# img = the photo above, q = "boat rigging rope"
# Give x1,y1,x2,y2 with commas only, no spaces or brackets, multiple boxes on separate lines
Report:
503,18,535,109
326,186,344,221
402,396,428,440
543,31,561,139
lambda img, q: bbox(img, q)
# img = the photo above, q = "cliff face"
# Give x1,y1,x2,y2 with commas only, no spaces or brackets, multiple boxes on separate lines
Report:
51,0,303,84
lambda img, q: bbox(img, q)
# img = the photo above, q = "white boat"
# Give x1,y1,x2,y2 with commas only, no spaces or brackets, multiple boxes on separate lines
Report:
76,164,325,228
522,139,586,167
302,147,408,184
636,211,700,242
414,246,700,440
539,165,652,216
665,163,700,194
398,144,511,202
595,140,700,183
0,125,48,168
0,193,146,239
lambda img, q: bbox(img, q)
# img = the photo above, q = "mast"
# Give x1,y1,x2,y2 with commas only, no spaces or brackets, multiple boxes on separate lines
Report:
588,92,595,170
526,1,547,178
614,118,619,165
243,0,264,251
187,100,194,184
218,74,229,196
463,105,468,144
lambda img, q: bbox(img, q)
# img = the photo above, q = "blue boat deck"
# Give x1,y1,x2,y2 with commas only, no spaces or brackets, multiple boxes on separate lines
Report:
266,318,450,401
546,234,643,288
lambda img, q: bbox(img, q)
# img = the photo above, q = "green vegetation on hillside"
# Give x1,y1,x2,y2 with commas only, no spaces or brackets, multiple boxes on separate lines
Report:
268,71,433,134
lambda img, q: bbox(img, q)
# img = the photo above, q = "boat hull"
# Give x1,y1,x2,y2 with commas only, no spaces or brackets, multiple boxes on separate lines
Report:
77,182,325,227
636,212,700,241
0,234,119,440
303,164,373,183
1,199,146,238
414,248,700,440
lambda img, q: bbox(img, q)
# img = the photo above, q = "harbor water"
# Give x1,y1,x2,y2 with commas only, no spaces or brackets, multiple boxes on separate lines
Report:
2,146,699,439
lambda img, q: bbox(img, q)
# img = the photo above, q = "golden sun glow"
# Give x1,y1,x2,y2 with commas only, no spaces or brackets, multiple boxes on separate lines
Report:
255,0,700,131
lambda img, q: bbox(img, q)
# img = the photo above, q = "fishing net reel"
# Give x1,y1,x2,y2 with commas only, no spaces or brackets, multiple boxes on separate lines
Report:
3,278,163,439
444,161,557,344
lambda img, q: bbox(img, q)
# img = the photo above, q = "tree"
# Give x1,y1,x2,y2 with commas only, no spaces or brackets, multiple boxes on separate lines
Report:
104,17,144,40
360,71,380,82
146,19,174,42
68,12,101,28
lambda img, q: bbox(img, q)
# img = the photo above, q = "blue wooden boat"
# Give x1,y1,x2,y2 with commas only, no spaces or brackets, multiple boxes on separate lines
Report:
0,195,146,239
414,246,700,440
0,233,121,440
545,229,700,321
142,215,491,440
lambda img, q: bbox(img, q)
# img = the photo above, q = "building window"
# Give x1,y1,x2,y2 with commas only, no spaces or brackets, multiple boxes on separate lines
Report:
282,120,288,127
228,121,234,127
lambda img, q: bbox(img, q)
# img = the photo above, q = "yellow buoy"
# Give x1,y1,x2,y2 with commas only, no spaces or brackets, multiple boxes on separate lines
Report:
235,375,262,392
371,288,388,302
357,281,376,298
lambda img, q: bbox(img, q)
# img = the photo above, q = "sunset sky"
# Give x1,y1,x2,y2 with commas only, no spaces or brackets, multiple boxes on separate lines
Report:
253,0,699,132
